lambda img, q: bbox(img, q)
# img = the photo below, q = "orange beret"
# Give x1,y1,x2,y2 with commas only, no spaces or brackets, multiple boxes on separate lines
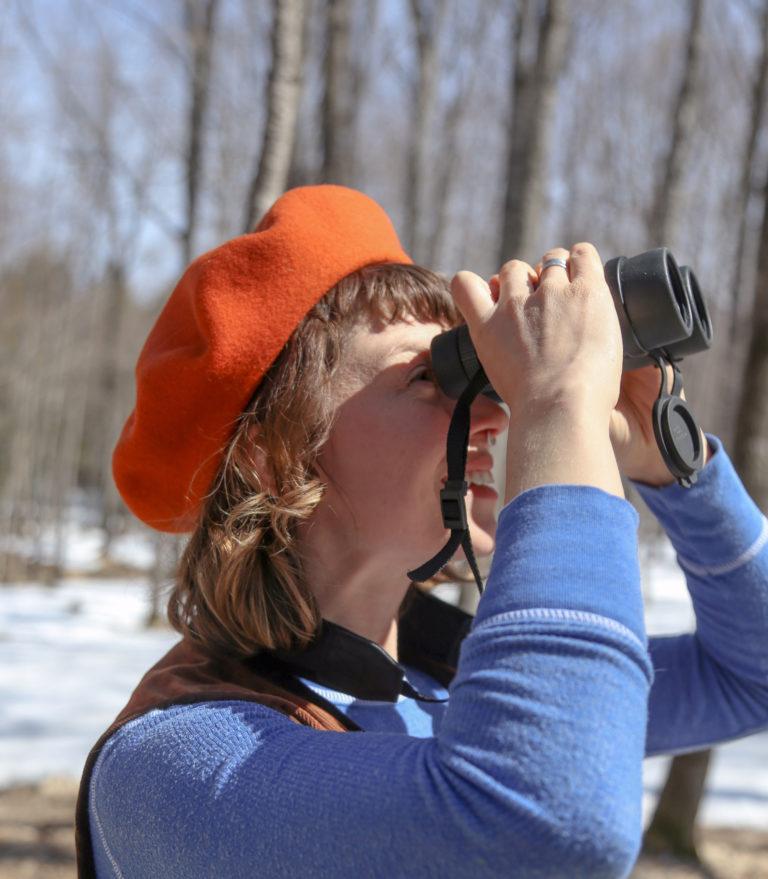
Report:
113,184,412,532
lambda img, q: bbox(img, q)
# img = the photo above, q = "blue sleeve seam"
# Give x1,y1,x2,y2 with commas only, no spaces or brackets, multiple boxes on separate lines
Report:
676,514,768,577
472,608,647,654
89,745,127,878
647,718,768,757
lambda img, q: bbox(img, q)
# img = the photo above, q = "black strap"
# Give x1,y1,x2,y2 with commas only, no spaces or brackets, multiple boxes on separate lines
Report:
407,367,490,596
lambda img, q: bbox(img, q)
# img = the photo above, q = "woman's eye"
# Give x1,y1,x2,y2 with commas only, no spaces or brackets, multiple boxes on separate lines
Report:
411,367,437,385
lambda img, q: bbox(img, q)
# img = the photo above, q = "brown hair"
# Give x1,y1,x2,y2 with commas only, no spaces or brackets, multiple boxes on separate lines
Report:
168,263,472,658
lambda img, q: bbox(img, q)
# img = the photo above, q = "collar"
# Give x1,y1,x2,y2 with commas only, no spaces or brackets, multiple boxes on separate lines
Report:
253,586,473,703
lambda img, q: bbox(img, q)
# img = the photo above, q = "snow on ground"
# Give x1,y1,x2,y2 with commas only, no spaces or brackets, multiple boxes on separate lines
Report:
0,578,178,787
1,528,766,829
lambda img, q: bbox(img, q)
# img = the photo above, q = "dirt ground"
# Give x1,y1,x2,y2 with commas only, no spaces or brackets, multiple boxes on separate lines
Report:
1,776,766,879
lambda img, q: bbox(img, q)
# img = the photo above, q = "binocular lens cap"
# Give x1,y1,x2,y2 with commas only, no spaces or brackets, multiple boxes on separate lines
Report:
656,397,703,476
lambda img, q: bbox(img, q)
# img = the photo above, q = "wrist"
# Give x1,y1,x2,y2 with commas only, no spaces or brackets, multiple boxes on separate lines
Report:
626,432,713,488
506,408,623,502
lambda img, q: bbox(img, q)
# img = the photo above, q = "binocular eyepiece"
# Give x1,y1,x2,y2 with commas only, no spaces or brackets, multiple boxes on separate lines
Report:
430,247,713,404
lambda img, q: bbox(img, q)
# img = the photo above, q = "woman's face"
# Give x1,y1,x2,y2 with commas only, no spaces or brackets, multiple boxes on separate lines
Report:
306,317,510,573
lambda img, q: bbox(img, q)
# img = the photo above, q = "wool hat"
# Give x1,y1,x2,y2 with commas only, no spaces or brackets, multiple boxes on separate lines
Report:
113,184,413,532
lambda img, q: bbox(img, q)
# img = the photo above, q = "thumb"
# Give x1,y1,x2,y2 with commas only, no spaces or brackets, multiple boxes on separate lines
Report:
450,271,495,329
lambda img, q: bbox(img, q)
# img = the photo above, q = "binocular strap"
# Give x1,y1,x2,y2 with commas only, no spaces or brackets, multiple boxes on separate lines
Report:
407,368,489,596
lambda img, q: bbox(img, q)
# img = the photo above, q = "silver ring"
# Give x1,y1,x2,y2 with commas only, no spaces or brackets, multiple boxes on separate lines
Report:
541,257,568,271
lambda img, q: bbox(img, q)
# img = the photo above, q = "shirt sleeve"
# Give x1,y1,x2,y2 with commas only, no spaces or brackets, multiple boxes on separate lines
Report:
631,434,768,756
89,485,652,879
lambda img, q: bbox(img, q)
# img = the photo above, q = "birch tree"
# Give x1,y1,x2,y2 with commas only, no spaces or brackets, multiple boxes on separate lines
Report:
321,0,354,184
243,0,305,232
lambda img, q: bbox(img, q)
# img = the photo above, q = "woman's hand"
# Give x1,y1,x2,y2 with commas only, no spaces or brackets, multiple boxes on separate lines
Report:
454,244,623,422
609,363,710,486
451,244,626,500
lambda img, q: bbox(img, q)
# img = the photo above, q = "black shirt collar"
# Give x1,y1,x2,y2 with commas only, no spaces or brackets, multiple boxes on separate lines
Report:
255,586,473,703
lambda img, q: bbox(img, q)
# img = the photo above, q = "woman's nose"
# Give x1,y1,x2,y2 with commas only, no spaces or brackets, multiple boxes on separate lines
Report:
470,394,509,445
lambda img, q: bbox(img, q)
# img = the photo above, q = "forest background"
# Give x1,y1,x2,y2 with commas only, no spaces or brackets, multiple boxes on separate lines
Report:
1,0,767,876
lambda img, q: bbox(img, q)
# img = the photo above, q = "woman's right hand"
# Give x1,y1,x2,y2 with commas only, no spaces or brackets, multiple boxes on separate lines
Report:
449,243,625,500
450,243,622,423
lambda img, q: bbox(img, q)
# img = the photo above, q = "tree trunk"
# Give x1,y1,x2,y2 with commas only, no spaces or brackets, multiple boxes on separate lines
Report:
97,260,129,560
243,0,305,232
426,4,489,269
729,1,768,343
648,0,705,245
321,0,354,185
146,532,182,627
181,0,219,264
404,0,444,261
644,750,713,860
644,2,712,858
499,0,570,265
732,156,768,504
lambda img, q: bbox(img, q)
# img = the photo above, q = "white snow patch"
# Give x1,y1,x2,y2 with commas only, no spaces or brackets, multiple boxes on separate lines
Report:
0,578,178,786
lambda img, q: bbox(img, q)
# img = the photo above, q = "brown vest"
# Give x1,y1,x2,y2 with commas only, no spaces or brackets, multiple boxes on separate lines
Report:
75,587,471,878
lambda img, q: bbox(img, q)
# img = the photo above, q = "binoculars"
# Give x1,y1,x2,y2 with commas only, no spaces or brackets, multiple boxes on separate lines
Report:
408,247,712,594
430,247,713,404
409,247,713,595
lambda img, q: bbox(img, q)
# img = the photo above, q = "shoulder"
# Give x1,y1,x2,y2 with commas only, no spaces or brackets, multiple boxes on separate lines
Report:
94,699,298,780
88,700,305,877
90,700,305,824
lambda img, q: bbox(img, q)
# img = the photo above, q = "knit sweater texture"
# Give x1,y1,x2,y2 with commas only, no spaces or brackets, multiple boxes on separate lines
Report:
88,434,768,878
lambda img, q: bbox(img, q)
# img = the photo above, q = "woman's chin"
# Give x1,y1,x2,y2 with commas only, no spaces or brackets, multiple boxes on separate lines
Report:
464,513,497,558
427,486,498,559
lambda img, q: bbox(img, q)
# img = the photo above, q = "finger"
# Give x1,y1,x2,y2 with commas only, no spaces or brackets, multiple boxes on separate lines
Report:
568,242,604,285
497,259,537,301
450,271,495,327
538,247,571,284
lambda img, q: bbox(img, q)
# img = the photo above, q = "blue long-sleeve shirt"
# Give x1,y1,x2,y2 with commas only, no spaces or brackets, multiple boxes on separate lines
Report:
87,434,768,878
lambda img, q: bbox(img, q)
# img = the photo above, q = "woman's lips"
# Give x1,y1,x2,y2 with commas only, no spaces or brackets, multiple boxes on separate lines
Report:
468,484,499,500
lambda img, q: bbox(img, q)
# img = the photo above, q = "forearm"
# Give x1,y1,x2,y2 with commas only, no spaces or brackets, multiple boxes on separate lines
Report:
635,435,768,754
506,402,623,501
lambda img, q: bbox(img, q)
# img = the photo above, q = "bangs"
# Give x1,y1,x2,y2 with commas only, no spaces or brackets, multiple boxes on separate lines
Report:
318,263,465,330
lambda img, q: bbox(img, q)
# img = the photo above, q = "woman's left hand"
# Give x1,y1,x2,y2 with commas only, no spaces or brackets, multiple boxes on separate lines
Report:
610,362,709,486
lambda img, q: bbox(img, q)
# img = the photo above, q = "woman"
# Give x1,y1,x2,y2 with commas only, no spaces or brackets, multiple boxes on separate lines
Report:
76,185,768,878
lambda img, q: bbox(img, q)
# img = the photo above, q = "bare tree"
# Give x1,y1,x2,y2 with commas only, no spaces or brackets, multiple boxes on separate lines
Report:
729,1,768,343
403,0,445,260
642,1,728,862
181,0,220,264
499,0,570,264
243,0,305,232
148,0,221,625
648,0,705,245
425,3,489,269
733,174,768,507
321,0,354,184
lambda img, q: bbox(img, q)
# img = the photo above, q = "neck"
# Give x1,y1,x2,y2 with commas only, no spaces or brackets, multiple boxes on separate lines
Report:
314,582,406,662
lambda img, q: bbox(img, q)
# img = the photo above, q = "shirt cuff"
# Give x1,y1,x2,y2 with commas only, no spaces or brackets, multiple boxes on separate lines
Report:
478,484,645,645
630,433,767,572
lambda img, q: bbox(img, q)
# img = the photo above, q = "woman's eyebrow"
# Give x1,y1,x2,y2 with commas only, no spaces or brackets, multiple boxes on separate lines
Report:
385,343,431,359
